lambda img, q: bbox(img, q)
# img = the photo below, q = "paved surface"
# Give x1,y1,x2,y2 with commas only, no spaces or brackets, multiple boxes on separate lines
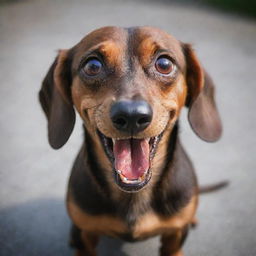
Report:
0,0,256,255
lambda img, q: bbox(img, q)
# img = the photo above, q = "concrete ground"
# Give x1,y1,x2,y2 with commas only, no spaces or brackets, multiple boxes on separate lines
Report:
0,0,256,255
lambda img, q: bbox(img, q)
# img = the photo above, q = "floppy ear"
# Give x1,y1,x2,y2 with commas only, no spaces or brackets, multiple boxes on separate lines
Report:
39,50,76,149
183,44,222,142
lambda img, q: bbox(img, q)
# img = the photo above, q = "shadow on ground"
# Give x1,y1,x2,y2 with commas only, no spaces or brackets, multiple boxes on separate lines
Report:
0,198,160,256
0,199,72,256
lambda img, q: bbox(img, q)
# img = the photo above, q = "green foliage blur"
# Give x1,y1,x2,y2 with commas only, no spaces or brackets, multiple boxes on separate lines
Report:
206,0,256,17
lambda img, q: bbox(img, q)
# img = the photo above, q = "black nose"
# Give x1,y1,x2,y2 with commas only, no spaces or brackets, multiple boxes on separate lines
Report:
110,100,153,134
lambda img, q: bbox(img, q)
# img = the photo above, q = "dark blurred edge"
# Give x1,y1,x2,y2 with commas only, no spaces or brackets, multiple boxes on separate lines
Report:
203,0,256,18
150,0,256,18
0,0,20,4
1,0,256,18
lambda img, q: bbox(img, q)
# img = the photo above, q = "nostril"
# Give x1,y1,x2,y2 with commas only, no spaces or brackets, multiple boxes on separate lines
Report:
137,116,151,126
113,117,127,128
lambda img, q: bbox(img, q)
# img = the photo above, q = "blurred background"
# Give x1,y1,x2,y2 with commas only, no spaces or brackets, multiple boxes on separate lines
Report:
0,0,255,255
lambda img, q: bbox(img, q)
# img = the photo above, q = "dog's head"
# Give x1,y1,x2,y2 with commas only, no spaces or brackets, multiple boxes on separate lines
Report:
39,26,222,192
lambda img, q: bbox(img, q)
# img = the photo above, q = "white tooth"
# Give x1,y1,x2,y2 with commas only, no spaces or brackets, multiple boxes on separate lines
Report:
146,138,150,142
112,139,116,145
118,173,146,184
133,179,140,184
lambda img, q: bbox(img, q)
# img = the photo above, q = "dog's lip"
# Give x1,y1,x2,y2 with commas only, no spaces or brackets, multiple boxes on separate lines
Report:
114,168,152,193
97,130,162,192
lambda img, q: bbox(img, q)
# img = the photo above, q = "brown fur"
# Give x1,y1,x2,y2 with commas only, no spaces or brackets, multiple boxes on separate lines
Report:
67,192,197,240
39,26,223,256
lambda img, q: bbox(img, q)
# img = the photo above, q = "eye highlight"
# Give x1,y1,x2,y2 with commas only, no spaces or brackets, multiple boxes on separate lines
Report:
82,58,103,76
155,56,174,75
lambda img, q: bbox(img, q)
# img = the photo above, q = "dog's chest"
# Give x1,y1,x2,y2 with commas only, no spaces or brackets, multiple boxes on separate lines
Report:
67,196,196,241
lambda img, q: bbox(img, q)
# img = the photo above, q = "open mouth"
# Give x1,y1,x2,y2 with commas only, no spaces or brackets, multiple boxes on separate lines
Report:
98,131,162,192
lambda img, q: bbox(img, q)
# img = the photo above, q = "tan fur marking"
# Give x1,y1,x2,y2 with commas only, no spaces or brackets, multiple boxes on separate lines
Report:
137,38,159,66
160,231,185,256
100,41,123,70
67,195,126,236
132,195,197,239
172,251,184,256
67,193,197,240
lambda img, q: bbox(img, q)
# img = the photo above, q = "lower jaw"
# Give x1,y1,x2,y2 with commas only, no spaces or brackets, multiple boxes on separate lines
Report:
114,168,152,193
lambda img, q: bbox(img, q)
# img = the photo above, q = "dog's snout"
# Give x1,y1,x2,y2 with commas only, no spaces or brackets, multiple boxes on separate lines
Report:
110,100,153,134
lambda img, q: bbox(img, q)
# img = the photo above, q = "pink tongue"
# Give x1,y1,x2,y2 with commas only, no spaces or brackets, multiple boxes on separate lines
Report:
113,139,150,180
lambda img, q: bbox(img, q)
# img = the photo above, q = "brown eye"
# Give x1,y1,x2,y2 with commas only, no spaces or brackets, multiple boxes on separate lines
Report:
83,58,102,76
155,57,174,74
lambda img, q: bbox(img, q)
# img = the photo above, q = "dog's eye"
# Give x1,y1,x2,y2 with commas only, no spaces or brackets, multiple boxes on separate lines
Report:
155,57,174,75
83,58,103,76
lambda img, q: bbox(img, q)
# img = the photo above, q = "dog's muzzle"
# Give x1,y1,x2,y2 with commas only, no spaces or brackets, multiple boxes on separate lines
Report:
98,100,162,192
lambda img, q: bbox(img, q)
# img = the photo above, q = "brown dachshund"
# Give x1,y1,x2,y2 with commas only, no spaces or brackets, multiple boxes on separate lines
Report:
39,26,223,256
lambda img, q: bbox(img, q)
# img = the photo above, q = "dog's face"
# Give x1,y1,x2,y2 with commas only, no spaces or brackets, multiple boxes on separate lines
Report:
39,26,222,192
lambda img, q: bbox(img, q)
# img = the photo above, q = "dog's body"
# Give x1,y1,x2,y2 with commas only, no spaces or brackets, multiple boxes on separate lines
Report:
39,26,222,256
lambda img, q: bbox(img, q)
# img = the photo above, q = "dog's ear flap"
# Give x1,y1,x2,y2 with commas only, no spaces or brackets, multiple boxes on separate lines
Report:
39,50,76,149
183,44,222,142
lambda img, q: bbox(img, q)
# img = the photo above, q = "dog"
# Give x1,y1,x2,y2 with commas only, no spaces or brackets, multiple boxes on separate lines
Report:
39,26,224,256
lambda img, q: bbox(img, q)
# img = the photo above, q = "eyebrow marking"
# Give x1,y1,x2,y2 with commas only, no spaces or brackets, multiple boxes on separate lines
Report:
138,39,160,57
79,41,123,68
136,38,180,71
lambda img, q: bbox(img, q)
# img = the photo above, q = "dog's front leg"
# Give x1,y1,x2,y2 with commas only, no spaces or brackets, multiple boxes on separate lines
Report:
70,225,99,256
75,231,99,256
160,226,189,256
